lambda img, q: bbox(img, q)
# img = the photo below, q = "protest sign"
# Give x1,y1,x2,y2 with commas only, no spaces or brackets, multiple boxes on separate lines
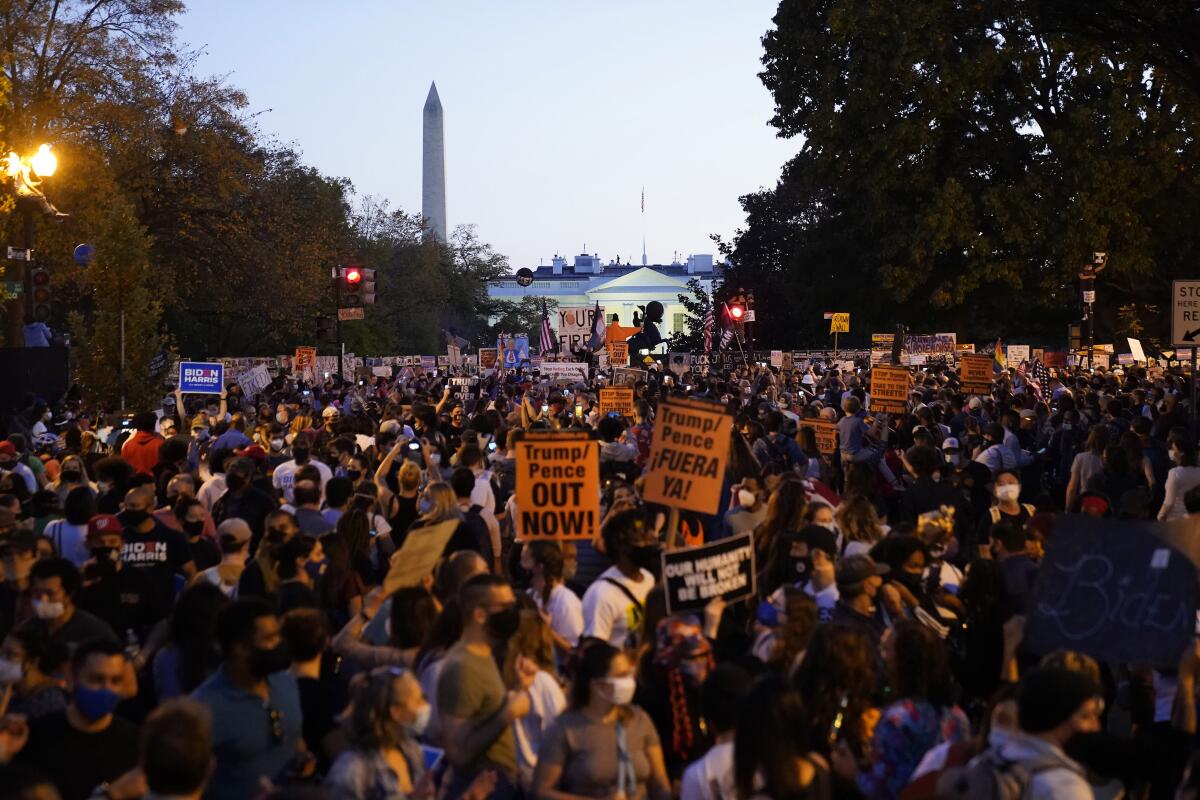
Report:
661,532,756,614
450,376,479,403
478,348,498,371
799,419,838,456
515,430,601,541
644,397,731,514
1006,344,1030,365
236,364,272,401
556,306,604,352
958,353,995,395
607,340,628,366
293,347,316,381
869,365,910,415
1025,516,1200,667
179,362,223,394
956,343,976,354
828,312,850,334
314,356,338,377
1128,337,1146,363
781,352,794,371
382,520,459,594
770,350,783,367
420,355,437,370
372,366,392,378
539,361,589,384
612,367,647,388
447,343,461,368
667,353,691,377
599,386,635,417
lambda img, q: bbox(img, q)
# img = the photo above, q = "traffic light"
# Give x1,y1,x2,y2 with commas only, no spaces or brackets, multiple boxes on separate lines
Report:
727,304,744,321
340,266,376,306
29,265,50,321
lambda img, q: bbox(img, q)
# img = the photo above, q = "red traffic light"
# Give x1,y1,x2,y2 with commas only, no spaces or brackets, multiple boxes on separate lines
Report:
344,267,362,285
728,305,744,320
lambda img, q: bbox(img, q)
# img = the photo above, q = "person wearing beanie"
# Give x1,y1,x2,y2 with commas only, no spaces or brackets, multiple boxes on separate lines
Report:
991,665,1102,799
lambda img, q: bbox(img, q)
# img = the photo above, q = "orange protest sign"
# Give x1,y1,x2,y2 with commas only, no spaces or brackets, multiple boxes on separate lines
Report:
800,419,838,456
599,386,635,417
958,353,994,395
515,430,601,541
607,340,629,366
643,397,731,514
869,365,911,415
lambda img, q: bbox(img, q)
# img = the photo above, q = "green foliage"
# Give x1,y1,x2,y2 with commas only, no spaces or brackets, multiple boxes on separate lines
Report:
728,0,1200,346
665,278,717,353
487,295,557,346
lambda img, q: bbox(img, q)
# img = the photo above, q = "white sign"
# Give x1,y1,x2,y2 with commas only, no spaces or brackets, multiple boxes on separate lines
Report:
770,350,783,367
556,306,604,352
1006,344,1030,365
1127,337,1146,363
538,361,589,384
1172,280,1200,348
235,365,273,401
341,353,356,377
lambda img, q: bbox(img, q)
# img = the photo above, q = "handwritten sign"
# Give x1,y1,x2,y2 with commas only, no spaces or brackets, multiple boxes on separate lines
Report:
1025,516,1199,667
644,397,731,514
293,347,316,381
662,532,756,614
607,341,629,366
478,348,497,371
178,362,223,394
869,365,910,415
829,313,850,334
958,353,994,395
236,364,272,402
612,367,647,388
1006,344,1030,366
799,419,838,457
599,386,635,418
539,361,589,384
515,430,601,541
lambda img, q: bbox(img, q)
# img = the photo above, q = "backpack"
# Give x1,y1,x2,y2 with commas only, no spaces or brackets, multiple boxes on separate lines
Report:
934,747,1080,800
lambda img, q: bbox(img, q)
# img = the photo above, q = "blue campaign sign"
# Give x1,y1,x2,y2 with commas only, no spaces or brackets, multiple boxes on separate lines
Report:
178,361,224,394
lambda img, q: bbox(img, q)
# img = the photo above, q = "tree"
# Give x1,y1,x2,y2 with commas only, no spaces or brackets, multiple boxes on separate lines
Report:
727,0,1200,347
487,295,557,347
665,278,717,353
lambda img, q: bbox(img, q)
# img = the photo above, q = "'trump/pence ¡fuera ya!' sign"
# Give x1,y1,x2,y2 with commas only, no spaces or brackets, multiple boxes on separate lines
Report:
643,397,731,515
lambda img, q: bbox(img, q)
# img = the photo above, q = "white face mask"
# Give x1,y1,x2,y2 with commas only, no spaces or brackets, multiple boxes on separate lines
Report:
996,484,1020,503
270,438,285,452
737,489,757,508
430,453,441,467
32,599,64,620
603,676,636,706
405,702,432,737
0,656,22,684
276,413,288,425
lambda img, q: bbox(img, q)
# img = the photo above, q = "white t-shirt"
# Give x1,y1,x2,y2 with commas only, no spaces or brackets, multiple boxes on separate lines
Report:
272,459,332,503
196,474,227,513
43,519,89,567
581,566,654,648
514,669,567,784
529,583,583,648
804,581,839,623
681,741,735,800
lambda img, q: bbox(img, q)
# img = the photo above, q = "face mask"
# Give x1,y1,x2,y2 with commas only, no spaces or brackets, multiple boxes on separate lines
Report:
485,606,521,640
270,438,285,452
406,702,432,737
603,676,636,706
249,643,292,678
276,413,289,425
418,498,433,515
817,520,838,533
182,520,205,538
292,448,310,464
629,544,662,577
737,489,757,508
347,470,362,483
996,484,1020,502
122,509,150,527
32,599,65,620
60,470,81,483
429,453,442,467
91,546,120,563
73,684,122,721
305,559,326,583
0,657,22,684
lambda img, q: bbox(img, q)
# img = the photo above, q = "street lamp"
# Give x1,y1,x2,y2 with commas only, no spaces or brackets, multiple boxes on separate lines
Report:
4,144,66,346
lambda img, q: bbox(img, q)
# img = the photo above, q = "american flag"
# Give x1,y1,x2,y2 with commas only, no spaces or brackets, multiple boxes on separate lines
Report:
703,304,714,353
1028,359,1050,400
539,302,556,354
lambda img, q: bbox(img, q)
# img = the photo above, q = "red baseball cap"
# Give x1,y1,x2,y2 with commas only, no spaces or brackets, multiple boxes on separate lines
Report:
0,442,16,456
87,514,124,538
235,445,267,462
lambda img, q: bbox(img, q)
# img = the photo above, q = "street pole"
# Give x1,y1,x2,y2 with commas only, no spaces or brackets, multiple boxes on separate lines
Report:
334,270,342,378
119,310,126,411
1192,346,1198,441
1087,301,1094,371
21,201,33,328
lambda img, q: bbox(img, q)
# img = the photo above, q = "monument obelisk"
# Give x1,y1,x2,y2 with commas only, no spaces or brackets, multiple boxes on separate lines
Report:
422,82,447,241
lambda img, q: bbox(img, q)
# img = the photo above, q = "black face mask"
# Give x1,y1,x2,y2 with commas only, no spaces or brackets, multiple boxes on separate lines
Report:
182,520,205,538
629,544,663,578
224,473,247,493
509,561,533,592
249,643,291,678
346,470,362,482
122,509,150,527
60,471,82,483
894,570,925,595
486,607,521,641
292,448,310,464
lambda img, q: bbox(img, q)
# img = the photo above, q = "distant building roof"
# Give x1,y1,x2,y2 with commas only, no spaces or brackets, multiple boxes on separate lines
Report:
491,262,723,283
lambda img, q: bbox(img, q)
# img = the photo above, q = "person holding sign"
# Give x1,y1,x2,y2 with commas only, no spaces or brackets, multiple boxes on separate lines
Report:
581,510,658,650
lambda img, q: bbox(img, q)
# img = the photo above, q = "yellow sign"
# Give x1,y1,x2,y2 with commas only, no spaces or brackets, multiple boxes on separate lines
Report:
644,398,731,515
829,313,850,334
599,386,635,417
515,430,601,541
799,419,838,456
869,365,911,415
958,354,994,395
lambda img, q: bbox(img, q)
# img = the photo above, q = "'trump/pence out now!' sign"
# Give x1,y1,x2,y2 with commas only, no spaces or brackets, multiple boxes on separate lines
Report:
514,430,601,541
643,397,731,515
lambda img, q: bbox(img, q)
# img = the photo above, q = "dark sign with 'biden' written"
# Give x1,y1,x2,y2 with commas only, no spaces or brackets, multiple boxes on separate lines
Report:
1025,516,1199,667
661,532,756,615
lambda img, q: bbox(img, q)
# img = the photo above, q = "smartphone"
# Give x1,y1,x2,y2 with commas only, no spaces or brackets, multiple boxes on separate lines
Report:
302,389,311,396
487,441,498,452
574,403,583,418
407,441,420,451
541,404,549,414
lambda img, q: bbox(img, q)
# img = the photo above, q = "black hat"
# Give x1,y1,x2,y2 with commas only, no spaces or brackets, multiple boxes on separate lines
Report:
1018,666,1102,734
796,525,838,559
836,554,889,588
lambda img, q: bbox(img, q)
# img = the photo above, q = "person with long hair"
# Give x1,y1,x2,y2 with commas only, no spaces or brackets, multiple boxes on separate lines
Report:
42,484,95,566
638,615,715,781
0,626,67,719
317,532,365,627
1160,435,1200,521
503,603,567,792
520,541,583,658
334,585,439,670
532,640,670,800
734,673,832,800
152,581,230,700
791,624,878,776
754,476,809,569
335,506,376,585
836,495,885,557
48,453,95,502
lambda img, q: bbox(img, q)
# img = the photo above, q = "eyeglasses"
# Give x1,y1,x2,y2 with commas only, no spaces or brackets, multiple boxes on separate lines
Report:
266,705,283,743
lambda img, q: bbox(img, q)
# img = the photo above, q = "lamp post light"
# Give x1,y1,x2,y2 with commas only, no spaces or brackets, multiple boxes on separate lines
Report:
4,144,65,346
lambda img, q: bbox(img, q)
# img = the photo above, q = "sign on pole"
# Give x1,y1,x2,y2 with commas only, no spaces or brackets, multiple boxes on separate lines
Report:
661,532,756,614
514,430,601,541
643,397,731,514
338,307,365,321
828,313,850,334
293,347,316,381
1171,280,1200,348
868,365,910,415
599,386,635,418
178,361,224,394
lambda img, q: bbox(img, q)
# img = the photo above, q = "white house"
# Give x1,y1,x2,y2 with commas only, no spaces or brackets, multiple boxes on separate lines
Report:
488,252,723,338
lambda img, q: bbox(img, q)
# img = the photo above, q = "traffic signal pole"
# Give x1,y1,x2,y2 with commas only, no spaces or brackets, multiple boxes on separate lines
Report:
335,271,342,379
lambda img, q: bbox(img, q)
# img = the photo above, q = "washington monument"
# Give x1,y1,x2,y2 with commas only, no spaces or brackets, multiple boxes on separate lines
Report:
422,81,447,241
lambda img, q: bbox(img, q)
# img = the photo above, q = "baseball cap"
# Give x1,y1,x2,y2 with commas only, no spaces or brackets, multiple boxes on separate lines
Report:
941,437,961,451
322,406,339,419
836,554,889,588
87,514,124,538
235,445,267,462
0,442,16,457
217,518,252,544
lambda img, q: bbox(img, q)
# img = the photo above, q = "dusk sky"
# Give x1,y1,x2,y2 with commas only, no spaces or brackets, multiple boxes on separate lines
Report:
177,1,796,271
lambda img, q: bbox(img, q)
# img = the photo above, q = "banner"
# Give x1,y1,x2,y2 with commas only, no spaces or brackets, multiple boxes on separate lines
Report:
236,364,272,401
539,361,589,384
612,367,647,388
178,361,224,394
799,419,838,456
315,356,338,377
514,430,601,541
958,354,994,395
599,386,635,417
869,365,910,415
661,532,756,614
644,397,731,514
1025,516,1200,667
556,306,604,352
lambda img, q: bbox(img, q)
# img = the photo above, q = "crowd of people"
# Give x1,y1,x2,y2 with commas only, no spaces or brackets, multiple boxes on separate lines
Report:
0,354,1196,800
